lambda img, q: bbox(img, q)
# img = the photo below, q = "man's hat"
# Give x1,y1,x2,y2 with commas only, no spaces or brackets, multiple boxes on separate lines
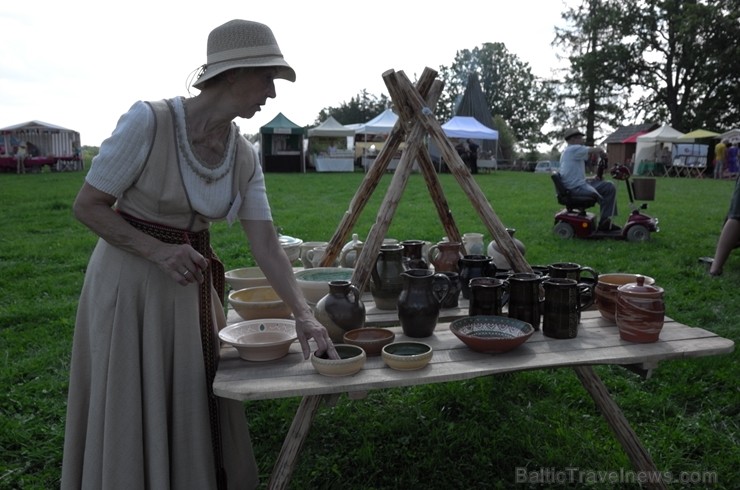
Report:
564,128,585,140
193,19,295,89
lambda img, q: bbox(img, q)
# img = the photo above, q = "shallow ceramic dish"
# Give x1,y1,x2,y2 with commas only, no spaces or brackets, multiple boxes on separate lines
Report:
595,273,655,322
219,319,297,361
343,328,396,357
311,344,366,376
295,267,354,304
224,267,270,291
279,235,303,263
228,286,292,321
381,341,433,371
449,316,534,354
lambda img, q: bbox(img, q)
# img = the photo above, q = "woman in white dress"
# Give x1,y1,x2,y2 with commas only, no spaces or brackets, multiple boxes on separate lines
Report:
61,20,336,489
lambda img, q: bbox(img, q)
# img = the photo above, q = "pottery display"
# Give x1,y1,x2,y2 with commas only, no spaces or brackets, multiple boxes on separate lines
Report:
595,273,655,322
343,327,395,356
458,255,497,300
427,241,464,273
218,319,297,362
397,269,450,338
370,244,407,310
616,275,665,343
311,344,366,376
314,280,366,343
299,241,330,269
462,232,485,255
401,239,429,269
381,342,433,371
487,228,526,270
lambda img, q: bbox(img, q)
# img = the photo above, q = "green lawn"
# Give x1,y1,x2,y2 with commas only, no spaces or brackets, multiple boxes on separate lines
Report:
1,168,737,489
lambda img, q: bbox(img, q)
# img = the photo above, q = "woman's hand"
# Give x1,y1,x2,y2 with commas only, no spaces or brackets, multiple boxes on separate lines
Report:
150,243,209,286
294,315,338,360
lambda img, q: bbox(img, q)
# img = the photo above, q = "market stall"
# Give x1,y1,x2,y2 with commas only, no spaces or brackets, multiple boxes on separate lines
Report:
307,116,355,172
260,113,305,173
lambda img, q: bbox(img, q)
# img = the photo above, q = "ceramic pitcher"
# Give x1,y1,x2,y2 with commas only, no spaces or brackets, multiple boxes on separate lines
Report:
462,232,485,255
401,240,429,270
507,272,546,330
397,269,450,338
370,244,407,310
427,241,464,273
315,280,366,343
458,255,497,300
542,278,594,339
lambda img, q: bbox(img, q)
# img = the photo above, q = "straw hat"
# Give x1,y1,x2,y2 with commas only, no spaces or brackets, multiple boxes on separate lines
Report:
564,128,585,140
193,19,295,89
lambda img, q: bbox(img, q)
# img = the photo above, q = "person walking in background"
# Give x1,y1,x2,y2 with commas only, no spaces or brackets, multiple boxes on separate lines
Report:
559,127,619,231
61,19,336,490
15,143,26,174
700,174,740,276
725,142,738,179
466,138,480,174
714,139,728,179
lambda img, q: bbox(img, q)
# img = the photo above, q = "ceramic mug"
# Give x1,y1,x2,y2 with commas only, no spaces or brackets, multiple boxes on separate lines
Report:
548,262,599,283
542,278,594,339
507,272,545,330
436,271,462,309
305,245,336,268
300,241,329,269
468,277,510,316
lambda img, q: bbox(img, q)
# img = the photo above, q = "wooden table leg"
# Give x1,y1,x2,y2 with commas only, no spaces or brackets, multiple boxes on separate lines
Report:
267,395,324,490
573,366,667,490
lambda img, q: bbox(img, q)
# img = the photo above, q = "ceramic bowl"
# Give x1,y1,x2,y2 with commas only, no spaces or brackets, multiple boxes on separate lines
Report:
311,344,366,376
224,267,270,291
218,319,297,361
279,235,303,263
343,328,396,356
595,273,655,322
381,341,433,371
449,315,534,354
228,286,292,321
295,267,354,304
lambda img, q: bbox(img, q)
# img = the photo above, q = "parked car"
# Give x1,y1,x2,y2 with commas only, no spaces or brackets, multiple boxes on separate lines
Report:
534,160,560,173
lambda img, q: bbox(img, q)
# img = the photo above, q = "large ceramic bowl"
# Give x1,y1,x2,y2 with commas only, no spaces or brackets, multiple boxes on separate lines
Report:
224,267,270,291
449,316,534,354
279,235,303,263
228,286,292,321
595,273,655,322
343,328,396,357
381,341,433,371
311,344,366,376
219,319,297,361
295,267,354,304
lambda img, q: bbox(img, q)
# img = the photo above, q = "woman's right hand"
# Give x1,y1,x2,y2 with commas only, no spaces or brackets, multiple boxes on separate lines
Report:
151,243,209,286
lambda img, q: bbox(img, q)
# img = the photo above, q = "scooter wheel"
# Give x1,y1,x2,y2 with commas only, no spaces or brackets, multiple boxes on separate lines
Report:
554,221,575,239
626,224,650,242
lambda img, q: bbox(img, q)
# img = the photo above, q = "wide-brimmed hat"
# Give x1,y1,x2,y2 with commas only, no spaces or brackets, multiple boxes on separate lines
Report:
564,127,585,140
193,19,296,90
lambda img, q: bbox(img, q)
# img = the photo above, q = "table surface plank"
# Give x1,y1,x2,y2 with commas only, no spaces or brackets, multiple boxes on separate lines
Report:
215,297,735,402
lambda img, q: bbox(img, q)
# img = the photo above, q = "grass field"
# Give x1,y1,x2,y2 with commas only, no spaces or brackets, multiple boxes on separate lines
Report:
1,167,738,489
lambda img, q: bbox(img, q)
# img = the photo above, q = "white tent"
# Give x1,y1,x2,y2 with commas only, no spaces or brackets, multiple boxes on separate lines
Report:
354,109,398,135
307,116,354,137
720,128,740,143
634,124,685,174
441,116,499,140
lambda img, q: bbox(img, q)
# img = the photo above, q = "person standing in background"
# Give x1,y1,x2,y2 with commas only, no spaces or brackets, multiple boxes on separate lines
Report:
466,138,479,174
714,139,728,179
15,143,27,174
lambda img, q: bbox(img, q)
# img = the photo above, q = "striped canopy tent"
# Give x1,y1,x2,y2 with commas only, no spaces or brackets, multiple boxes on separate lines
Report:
1,120,80,157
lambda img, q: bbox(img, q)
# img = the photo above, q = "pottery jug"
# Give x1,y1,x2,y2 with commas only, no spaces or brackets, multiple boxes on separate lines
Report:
437,271,462,309
314,280,366,343
487,228,526,271
468,277,509,316
370,244,407,310
397,269,450,338
615,275,665,343
542,278,594,339
458,255,497,300
462,232,485,255
427,241,464,273
507,272,546,330
401,240,429,270
339,233,364,268
299,241,329,269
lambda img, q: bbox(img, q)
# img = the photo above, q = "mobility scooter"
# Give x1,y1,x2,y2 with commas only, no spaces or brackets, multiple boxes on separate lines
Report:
551,159,659,242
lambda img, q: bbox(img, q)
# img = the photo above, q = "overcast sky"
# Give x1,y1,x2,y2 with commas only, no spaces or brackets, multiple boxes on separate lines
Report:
1,0,572,147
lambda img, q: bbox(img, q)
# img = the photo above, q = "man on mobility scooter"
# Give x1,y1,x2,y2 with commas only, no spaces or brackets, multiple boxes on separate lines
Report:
559,127,618,231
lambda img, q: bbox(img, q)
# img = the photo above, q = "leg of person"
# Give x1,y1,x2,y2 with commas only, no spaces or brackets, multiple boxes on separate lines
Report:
709,218,740,276
591,180,618,229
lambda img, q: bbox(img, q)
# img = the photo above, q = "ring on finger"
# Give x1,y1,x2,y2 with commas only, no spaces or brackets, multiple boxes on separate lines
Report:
182,269,191,277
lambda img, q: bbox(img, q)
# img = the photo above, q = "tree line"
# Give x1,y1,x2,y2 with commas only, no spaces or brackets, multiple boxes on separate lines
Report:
316,0,740,161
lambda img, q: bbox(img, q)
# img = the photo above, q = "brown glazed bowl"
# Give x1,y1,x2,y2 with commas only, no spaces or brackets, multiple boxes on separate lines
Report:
449,315,534,354
343,328,396,356
595,273,655,322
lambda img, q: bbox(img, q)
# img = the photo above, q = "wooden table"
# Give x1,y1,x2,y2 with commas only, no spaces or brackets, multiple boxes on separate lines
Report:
215,299,734,490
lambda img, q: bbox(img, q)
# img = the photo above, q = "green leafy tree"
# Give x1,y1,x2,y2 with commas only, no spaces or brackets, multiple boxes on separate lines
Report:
316,90,391,126
553,0,638,145
630,0,740,131
437,43,554,150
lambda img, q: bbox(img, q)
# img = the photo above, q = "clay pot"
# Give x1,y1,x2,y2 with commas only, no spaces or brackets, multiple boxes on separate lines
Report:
616,275,665,343
370,244,407,310
427,241,464,273
401,239,429,270
397,269,450,338
486,228,526,270
595,273,655,322
314,280,366,343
